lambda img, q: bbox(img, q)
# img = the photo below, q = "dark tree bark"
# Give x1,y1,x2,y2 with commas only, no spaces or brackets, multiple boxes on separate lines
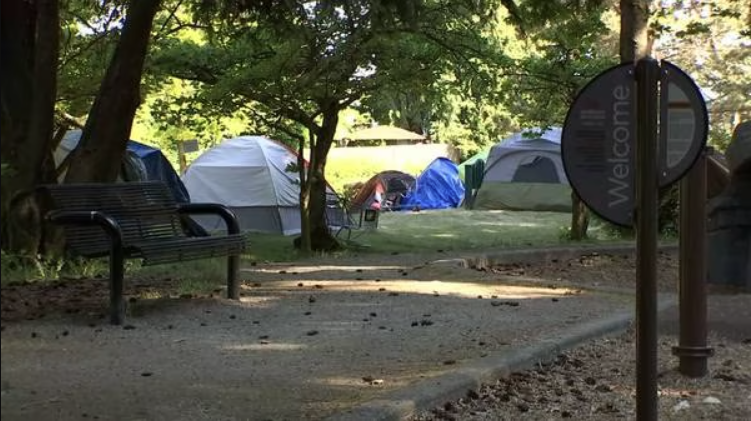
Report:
1,0,60,253
296,132,313,253
65,0,161,183
570,191,590,241
616,0,652,237
293,104,342,254
308,104,341,252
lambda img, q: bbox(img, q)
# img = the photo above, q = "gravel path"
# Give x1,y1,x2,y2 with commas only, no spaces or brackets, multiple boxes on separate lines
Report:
2,248,748,421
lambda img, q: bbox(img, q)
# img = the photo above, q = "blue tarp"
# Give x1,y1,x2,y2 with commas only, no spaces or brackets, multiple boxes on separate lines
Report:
401,157,465,210
127,141,190,203
59,130,190,203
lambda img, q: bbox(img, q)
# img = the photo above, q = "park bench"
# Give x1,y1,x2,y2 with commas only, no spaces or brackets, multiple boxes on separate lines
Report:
39,181,248,325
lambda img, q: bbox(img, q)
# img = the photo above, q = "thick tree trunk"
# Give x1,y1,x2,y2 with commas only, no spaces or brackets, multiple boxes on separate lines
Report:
1,1,35,251
308,106,341,252
0,0,59,253
65,0,161,183
28,0,59,186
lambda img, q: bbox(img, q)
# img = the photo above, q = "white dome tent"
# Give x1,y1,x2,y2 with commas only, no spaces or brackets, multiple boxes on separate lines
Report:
183,135,333,235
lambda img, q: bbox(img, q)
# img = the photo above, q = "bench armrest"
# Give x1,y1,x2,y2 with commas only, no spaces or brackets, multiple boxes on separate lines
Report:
46,210,124,248
177,203,240,235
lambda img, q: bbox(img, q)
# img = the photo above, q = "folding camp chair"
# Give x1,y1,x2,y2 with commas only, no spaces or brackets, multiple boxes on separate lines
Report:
325,192,358,240
337,207,379,241
325,192,380,241
383,191,405,211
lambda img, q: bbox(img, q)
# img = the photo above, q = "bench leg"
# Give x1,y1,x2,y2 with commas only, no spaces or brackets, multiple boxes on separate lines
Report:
227,254,239,299
109,243,126,325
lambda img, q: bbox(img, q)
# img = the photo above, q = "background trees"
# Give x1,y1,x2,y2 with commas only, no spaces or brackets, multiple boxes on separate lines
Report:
153,0,512,252
1,0,748,255
651,0,751,150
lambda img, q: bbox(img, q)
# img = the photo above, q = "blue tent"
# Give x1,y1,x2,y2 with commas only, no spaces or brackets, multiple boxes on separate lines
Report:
58,130,190,203
127,140,190,203
401,157,465,210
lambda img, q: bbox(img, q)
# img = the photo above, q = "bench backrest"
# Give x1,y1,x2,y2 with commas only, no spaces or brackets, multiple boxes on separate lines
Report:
41,182,186,256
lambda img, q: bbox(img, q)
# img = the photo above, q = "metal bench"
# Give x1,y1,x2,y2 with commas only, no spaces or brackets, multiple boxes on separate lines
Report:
39,181,248,325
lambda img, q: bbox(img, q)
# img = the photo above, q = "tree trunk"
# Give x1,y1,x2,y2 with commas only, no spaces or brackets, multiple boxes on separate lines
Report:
570,191,590,241
65,0,161,183
1,0,59,254
620,0,652,62
308,105,341,252
1,0,36,251
616,0,651,238
297,132,313,254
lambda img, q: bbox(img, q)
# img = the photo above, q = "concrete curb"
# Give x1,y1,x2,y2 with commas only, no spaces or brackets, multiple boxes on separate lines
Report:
326,297,676,421
327,243,679,421
430,242,679,269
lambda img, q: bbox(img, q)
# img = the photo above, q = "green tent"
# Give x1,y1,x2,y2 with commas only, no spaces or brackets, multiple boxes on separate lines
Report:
457,149,490,181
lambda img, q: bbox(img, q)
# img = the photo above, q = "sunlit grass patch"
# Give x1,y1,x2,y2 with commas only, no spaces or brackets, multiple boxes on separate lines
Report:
240,208,630,263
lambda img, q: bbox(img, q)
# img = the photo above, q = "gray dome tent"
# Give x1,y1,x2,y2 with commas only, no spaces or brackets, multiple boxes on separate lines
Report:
472,127,571,212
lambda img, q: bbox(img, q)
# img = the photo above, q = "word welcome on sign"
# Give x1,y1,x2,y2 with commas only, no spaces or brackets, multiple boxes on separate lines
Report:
561,60,707,227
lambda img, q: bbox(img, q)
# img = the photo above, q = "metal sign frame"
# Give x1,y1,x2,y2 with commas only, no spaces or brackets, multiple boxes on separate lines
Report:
658,60,709,186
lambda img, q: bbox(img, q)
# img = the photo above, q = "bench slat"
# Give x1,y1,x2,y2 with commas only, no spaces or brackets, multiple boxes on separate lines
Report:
136,234,248,265
43,182,187,253
39,181,246,325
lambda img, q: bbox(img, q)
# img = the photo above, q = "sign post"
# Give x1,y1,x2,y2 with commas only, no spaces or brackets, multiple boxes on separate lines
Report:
177,139,199,174
634,57,660,421
674,148,714,377
562,57,709,421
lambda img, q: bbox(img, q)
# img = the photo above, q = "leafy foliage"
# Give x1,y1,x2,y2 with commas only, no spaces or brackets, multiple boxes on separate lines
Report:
651,0,751,149
57,0,127,116
498,1,618,128
147,0,523,251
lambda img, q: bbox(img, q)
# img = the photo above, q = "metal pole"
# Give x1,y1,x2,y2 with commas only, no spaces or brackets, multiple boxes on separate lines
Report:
635,57,659,421
673,148,714,376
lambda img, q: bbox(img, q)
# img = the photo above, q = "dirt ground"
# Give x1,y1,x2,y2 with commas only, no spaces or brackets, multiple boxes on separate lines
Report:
0,250,698,324
2,249,749,421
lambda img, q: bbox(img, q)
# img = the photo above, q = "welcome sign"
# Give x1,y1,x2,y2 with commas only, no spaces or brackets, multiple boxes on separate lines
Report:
562,61,707,227
562,63,636,226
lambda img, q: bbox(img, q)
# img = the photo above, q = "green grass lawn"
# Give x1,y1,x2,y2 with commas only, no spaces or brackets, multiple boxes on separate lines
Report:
1,209,617,292
244,209,618,263
365,209,573,252
132,209,576,293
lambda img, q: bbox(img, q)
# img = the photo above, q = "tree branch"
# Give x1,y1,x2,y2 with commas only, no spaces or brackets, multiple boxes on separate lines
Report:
58,31,109,70
154,0,184,41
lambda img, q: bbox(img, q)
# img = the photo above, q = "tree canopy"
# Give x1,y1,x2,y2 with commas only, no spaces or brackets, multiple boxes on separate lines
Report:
1,0,749,254
152,0,517,251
